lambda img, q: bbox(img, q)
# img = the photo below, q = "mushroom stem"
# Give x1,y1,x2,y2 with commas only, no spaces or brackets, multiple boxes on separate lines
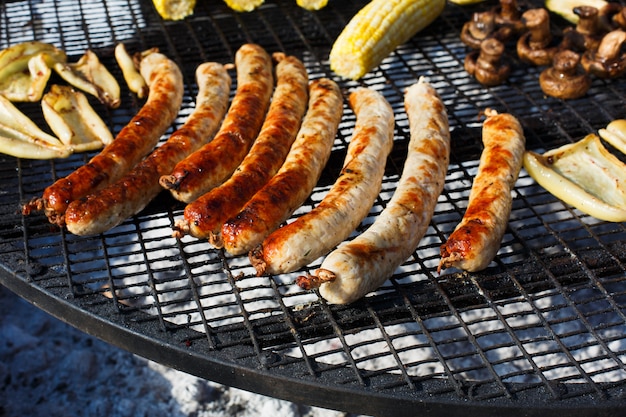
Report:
465,38,511,86
582,29,626,78
539,50,591,99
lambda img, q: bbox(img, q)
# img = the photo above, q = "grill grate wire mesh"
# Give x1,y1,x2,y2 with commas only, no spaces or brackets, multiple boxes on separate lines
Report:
2,0,626,415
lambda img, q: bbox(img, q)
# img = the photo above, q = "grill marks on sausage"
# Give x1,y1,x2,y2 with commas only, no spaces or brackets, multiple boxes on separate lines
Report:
438,109,525,273
159,43,274,203
24,51,184,226
249,87,395,277
174,52,309,243
296,79,450,304
220,78,343,255
64,62,232,236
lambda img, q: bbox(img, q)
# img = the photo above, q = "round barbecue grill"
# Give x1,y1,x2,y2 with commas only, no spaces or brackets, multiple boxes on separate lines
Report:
2,0,626,415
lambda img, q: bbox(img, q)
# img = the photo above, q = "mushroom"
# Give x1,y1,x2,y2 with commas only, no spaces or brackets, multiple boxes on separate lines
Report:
539,50,591,99
517,8,558,66
612,7,626,30
561,6,606,52
581,29,626,78
494,0,525,35
461,11,497,49
465,37,511,86
599,2,624,32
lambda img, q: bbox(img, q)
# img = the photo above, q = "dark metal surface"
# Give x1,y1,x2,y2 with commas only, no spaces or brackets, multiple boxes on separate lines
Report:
1,0,626,415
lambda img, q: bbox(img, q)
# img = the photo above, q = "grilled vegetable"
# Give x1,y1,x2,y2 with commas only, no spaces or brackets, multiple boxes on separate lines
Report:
448,0,486,4
599,119,626,154
152,0,196,20
523,134,626,222
0,94,71,159
329,0,445,80
0,41,66,102
51,49,121,108
42,85,114,153
224,0,264,12
115,43,148,99
545,0,608,24
297,0,328,10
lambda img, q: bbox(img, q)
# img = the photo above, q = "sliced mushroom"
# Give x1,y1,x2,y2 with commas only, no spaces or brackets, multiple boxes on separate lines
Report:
539,49,591,99
581,29,626,78
517,8,558,66
465,37,511,86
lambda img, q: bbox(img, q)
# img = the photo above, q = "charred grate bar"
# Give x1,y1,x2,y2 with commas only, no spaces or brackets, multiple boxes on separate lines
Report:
2,0,626,415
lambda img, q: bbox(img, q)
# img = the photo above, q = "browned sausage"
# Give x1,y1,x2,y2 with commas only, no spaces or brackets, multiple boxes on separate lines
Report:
24,50,184,226
297,78,450,304
174,52,309,244
221,78,343,255
159,43,274,203
64,62,231,235
249,87,395,276
438,109,525,272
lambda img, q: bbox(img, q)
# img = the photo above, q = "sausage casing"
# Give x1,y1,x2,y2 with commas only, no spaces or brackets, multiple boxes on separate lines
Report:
250,87,395,276
65,62,231,235
159,43,274,203
28,51,183,226
175,53,309,242
221,78,343,255
438,109,525,272
299,78,450,304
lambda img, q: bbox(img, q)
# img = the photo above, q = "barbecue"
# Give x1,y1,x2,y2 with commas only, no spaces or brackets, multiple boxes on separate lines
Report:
1,0,626,416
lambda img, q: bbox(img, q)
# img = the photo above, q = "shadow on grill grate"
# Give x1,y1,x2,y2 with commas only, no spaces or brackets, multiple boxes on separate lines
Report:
2,0,626,415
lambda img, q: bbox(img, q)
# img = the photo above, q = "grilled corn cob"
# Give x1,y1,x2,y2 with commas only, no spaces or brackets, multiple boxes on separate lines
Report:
297,0,328,10
152,0,196,20
224,0,265,12
448,0,486,4
329,0,446,80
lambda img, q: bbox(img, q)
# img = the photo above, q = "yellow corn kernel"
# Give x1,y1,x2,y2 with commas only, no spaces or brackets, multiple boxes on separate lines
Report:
297,0,328,10
447,0,486,4
152,0,196,20
224,0,265,12
329,0,446,80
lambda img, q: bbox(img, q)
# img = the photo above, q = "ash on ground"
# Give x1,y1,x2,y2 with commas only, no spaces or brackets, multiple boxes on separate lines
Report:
0,285,363,417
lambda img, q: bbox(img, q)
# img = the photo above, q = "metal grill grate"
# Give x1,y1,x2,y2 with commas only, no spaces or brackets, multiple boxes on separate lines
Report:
2,0,626,415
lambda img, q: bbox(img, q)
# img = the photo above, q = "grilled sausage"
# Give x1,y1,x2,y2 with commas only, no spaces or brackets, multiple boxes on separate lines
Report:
438,109,525,272
221,78,343,255
24,50,184,226
250,87,395,276
174,52,309,243
297,78,450,304
159,43,274,203
64,62,231,236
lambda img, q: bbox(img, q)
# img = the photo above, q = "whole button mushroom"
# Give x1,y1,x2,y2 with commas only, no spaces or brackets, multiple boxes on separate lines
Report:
539,50,591,99
465,37,511,86
517,8,558,66
581,29,626,78
461,11,497,49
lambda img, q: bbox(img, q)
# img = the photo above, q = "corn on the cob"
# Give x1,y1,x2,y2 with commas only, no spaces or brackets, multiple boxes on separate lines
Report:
448,0,486,4
152,0,196,20
297,0,328,10
224,0,265,12
329,0,446,80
